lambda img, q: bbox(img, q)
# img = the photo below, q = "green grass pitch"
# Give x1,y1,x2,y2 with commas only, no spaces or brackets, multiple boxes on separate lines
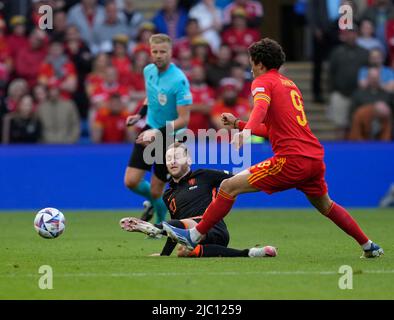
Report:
1,209,393,300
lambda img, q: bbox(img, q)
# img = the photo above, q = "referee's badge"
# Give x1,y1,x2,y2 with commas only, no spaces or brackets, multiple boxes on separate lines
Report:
158,93,167,106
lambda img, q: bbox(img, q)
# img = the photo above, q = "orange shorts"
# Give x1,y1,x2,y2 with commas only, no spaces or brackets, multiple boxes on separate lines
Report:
247,156,328,198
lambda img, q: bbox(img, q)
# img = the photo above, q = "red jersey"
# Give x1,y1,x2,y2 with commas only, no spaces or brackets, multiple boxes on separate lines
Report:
91,82,130,106
222,28,260,52
111,56,132,86
251,69,324,160
38,61,77,99
189,83,215,133
94,107,130,143
212,97,250,119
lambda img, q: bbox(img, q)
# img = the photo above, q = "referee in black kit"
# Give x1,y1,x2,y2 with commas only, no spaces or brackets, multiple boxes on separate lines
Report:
120,141,277,258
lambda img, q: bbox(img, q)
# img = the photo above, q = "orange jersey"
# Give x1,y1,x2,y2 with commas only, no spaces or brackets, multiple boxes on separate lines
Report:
251,69,324,160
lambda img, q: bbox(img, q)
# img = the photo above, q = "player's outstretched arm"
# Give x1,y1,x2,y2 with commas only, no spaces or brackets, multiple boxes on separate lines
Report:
221,113,268,138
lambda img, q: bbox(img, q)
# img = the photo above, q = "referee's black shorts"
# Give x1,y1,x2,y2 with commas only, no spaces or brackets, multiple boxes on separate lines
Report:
128,125,169,182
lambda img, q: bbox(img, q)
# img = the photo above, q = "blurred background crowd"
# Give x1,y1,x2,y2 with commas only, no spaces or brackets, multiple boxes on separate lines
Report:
0,0,393,144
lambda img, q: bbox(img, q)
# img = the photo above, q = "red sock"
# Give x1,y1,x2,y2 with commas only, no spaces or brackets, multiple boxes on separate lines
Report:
326,202,369,245
196,189,235,235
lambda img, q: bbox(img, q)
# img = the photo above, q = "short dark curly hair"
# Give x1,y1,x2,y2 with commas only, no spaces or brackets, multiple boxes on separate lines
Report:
248,38,286,70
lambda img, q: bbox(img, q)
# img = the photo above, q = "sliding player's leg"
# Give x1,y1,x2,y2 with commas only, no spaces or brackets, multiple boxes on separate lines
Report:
164,170,259,249
178,244,278,258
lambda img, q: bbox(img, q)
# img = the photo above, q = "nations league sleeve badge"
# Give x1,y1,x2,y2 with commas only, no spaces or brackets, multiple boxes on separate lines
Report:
158,93,167,106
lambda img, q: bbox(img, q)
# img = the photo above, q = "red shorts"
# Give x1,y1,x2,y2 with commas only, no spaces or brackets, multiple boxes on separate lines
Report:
247,156,328,198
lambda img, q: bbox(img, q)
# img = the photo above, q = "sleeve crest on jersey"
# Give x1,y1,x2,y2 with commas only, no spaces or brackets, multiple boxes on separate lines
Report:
252,87,266,96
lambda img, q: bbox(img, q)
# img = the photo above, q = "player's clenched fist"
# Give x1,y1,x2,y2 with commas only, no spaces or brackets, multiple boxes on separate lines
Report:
221,113,238,128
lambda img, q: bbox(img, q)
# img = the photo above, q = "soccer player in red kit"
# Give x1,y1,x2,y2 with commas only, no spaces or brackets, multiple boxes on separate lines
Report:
164,38,384,258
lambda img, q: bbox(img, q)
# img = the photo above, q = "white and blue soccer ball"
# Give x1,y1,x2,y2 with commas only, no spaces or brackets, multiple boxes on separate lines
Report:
34,208,66,239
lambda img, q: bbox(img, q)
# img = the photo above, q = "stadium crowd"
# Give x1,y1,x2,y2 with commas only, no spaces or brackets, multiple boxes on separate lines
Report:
309,0,394,140
0,0,393,144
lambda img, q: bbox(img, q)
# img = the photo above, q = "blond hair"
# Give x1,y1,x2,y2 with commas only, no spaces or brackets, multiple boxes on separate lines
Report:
167,141,188,155
149,33,172,46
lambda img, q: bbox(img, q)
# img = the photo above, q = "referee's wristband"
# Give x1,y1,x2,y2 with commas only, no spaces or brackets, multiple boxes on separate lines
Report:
138,104,148,117
234,118,240,129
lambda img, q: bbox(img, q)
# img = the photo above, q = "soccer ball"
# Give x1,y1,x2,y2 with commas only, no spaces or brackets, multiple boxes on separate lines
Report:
34,208,66,239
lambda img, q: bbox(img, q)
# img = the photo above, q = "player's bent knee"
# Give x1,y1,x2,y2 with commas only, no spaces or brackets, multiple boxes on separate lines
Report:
124,174,140,190
219,178,240,197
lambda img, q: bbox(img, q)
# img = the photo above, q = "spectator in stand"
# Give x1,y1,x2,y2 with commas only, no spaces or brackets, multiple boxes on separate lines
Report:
152,0,189,41
206,43,233,88
328,27,369,139
2,78,29,113
122,0,144,40
188,62,215,134
128,46,150,110
64,25,93,119
234,49,253,81
351,66,392,118
37,83,80,144
230,62,251,99
349,101,392,140
307,0,341,103
111,34,132,87
358,48,394,92
191,36,213,65
189,0,223,53
91,93,133,143
7,16,29,63
38,39,77,100
357,18,386,54
32,84,48,107
92,0,129,54
0,17,11,71
2,94,41,144
130,22,156,53
223,0,264,27
49,9,68,42
221,7,260,54
176,47,193,79
86,53,110,99
67,0,105,50
14,28,48,88
211,77,250,130
174,18,201,59
362,0,394,52
90,65,130,110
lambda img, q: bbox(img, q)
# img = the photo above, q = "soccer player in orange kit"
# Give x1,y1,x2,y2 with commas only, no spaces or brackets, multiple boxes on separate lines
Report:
163,38,384,259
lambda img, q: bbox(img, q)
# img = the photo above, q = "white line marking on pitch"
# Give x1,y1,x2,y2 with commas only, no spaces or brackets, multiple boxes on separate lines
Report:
2,270,394,278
